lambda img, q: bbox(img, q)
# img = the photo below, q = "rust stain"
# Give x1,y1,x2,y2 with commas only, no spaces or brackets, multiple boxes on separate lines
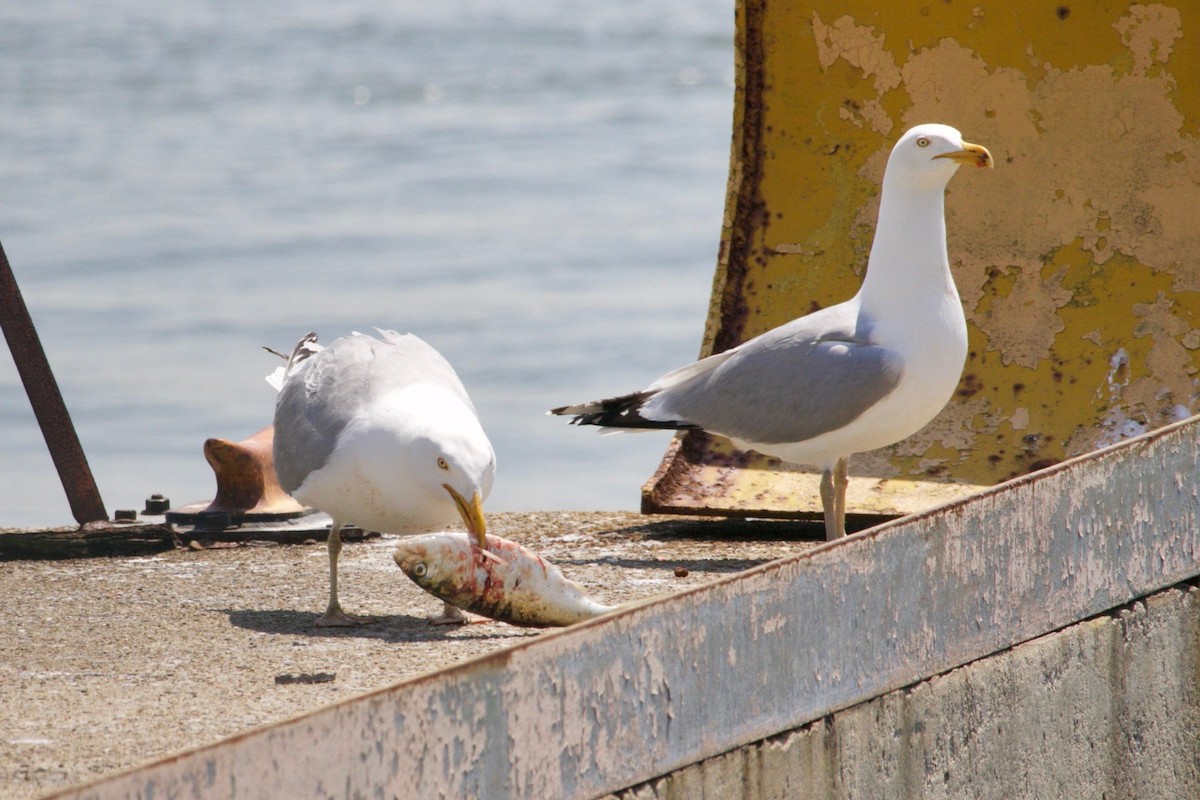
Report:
702,0,771,356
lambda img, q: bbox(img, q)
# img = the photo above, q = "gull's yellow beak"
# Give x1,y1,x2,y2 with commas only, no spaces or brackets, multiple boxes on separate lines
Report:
443,484,487,549
933,141,994,169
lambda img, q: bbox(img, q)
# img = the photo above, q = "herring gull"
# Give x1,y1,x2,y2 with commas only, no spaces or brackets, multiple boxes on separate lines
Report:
271,329,496,626
551,123,992,540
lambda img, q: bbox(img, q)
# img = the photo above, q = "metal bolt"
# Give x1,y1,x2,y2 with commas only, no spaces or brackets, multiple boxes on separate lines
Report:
113,509,138,522
143,493,171,514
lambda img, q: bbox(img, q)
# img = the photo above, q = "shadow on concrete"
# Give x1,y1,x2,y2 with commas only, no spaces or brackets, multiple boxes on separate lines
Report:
557,555,778,574
218,608,525,643
612,516,878,542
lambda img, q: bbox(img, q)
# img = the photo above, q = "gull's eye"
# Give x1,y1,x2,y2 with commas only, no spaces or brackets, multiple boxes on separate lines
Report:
916,136,930,148
413,562,427,578
437,456,449,470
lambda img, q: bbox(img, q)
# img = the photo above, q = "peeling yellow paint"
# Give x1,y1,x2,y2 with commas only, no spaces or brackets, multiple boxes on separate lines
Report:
1115,3,1183,73
974,260,1073,369
646,0,1200,519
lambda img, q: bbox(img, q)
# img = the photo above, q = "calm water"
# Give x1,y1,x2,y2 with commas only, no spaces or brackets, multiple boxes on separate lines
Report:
0,2,735,527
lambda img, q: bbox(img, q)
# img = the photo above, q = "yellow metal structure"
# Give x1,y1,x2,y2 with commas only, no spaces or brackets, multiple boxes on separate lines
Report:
645,0,1200,520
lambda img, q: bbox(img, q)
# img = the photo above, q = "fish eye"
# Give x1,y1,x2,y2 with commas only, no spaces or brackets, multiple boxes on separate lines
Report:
413,562,427,577
436,456,449,470
916,136,930,148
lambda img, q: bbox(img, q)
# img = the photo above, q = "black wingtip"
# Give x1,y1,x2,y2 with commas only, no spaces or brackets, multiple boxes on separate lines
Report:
550,391,699,431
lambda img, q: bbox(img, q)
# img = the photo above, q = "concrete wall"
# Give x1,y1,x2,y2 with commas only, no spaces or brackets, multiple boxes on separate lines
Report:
608,580,1200,800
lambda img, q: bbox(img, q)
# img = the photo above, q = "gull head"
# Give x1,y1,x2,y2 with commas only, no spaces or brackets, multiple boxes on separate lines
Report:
886,124,993,190
382,389,495,548
425,427,495,549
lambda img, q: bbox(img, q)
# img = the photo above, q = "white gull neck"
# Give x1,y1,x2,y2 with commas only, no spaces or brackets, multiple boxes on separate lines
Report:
856,172,958,321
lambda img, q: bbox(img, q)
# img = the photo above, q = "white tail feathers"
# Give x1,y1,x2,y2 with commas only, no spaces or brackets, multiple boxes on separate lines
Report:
264,366,286,392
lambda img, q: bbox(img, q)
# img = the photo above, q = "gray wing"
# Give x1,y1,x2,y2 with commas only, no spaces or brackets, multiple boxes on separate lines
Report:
272,330,473,491
273,367,336,492
647,304,904,445
367,329,476,410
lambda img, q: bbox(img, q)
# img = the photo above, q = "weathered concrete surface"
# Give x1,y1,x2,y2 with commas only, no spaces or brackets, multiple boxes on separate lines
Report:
29,412,1200,800
608,580,1200,800
0,512,816,800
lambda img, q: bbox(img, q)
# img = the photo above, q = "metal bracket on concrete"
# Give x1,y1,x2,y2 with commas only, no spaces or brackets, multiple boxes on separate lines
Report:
159,425,371,548
0,239,108,525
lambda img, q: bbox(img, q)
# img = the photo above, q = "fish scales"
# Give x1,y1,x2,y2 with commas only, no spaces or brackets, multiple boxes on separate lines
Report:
393,533,616,628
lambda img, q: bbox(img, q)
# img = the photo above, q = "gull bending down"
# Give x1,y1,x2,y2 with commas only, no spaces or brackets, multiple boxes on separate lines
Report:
270,329,495,626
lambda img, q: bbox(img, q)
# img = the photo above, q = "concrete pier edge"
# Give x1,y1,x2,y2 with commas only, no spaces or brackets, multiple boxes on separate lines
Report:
48,414,1200,799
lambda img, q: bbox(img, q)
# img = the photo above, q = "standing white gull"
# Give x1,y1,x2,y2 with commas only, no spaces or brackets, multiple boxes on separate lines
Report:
551,123,992,541
271,329,496,627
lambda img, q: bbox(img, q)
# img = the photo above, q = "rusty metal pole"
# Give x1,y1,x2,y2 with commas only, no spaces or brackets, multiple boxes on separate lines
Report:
0,240,108,524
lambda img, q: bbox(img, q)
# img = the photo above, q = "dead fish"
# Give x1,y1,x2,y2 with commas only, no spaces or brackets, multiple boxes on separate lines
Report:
392,533,617,627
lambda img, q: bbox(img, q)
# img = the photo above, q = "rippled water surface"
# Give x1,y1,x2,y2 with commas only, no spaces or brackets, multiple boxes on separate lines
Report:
0,1,735,526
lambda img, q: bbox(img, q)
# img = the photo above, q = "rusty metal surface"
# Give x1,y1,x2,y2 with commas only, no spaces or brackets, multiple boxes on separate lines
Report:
164,425,308,524
0,240,107,525
198,426,306,517
647,0,1200,519
643,432,979,522
47,413,1200,800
